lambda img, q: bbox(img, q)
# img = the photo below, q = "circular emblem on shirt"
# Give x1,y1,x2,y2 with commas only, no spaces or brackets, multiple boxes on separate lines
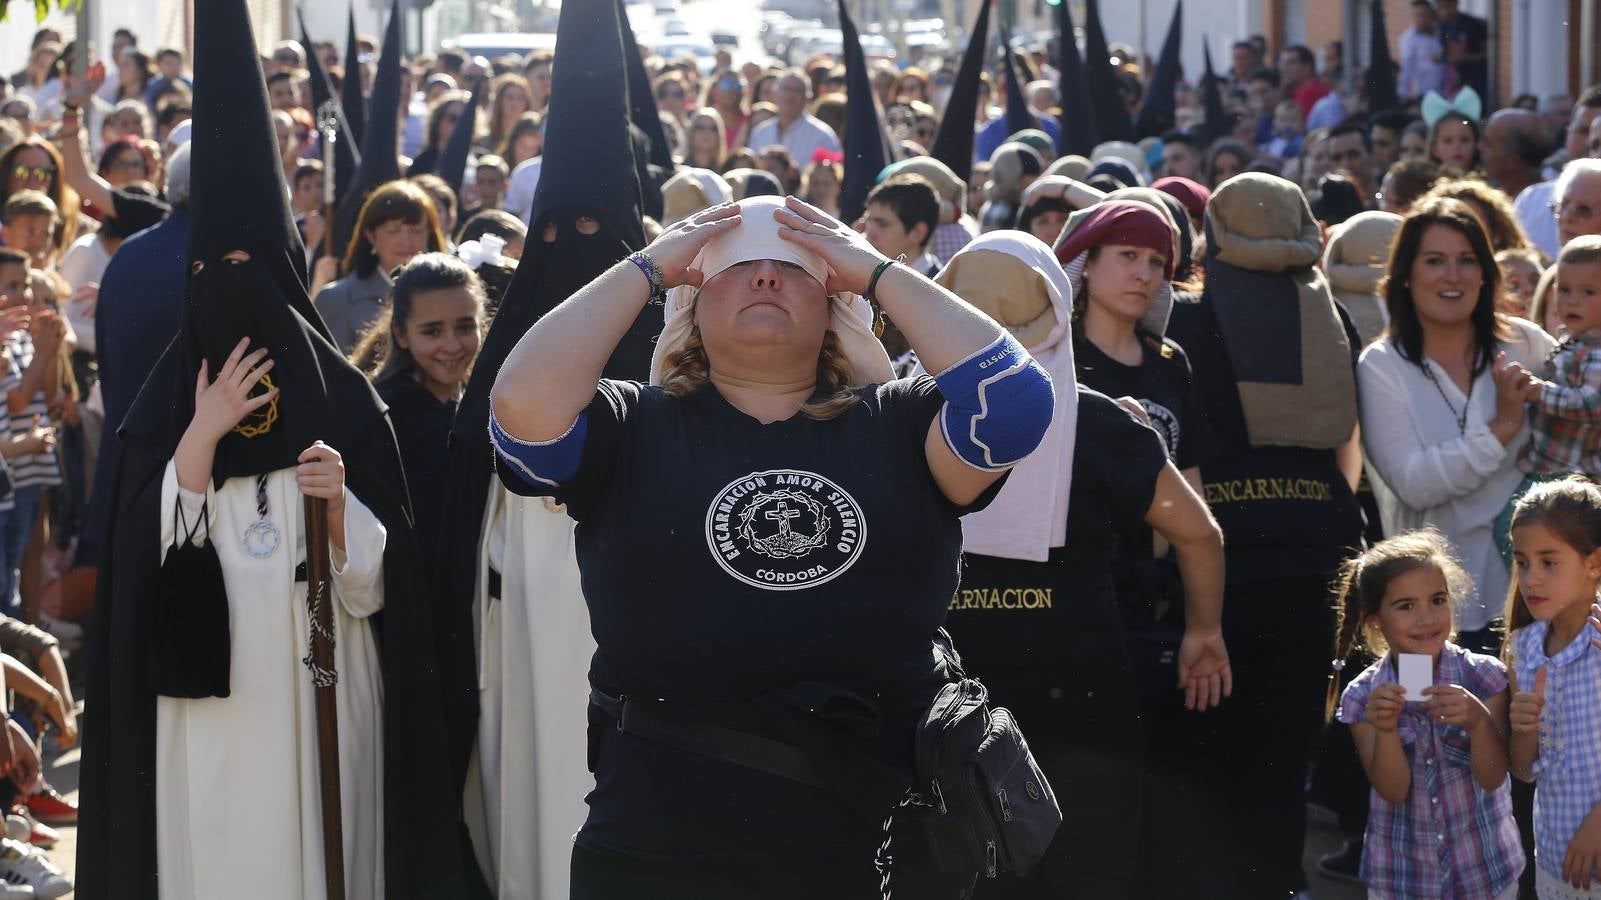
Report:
1139,399,1181,460
704,469,867,591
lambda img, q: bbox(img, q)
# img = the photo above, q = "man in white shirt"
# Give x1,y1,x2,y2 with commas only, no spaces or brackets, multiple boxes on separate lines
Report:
746,69,840,169
1398,1,1447,101
1516,91,1601,257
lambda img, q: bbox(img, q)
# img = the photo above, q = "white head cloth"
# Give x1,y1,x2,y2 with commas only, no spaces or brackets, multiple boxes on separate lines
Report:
649,196,895,387
935,230,1078,562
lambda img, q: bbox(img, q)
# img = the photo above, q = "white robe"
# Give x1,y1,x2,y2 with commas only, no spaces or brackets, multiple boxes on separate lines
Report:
154,462,387,900
467,484,594,900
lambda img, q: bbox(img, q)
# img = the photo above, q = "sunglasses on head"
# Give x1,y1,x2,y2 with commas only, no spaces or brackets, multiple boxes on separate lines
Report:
11,164,54,182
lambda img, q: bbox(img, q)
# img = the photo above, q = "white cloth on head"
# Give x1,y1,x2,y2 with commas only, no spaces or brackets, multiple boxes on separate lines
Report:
934,231,1078,562
648,196,894,387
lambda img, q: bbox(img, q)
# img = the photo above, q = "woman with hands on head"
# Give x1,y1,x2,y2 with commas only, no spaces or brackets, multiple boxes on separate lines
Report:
489,195,1056,898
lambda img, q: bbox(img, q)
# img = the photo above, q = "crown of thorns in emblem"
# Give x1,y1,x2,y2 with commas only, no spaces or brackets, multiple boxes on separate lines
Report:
232,373,280,439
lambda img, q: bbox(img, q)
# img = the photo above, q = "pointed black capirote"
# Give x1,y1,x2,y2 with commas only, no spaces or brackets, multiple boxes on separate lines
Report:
435,0,651,790
160,0,371,482
435,77,484,218
617,0,673,176
1367,0,1399,114
342,5,366,147
930,0,990,182
838,0,891,223
299,8,361,211
999,21,1035,139
1083,0,1133,143
1053,0,1097,156
331,0,404,261
1136,0,1183,138
1200,38,1227,145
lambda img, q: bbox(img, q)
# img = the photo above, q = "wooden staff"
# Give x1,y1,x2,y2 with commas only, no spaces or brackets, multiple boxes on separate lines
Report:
303,495,345,900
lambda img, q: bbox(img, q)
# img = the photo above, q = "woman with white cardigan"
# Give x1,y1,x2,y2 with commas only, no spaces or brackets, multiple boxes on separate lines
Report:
1357,198,1552,650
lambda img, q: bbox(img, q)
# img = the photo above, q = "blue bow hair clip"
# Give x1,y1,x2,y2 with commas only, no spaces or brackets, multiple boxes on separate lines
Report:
1421,87,1482,127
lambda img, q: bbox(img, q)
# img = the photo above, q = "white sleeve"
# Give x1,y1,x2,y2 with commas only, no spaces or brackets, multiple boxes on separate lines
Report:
1357,352,1508,512
159,459,217,562
329,487,387,619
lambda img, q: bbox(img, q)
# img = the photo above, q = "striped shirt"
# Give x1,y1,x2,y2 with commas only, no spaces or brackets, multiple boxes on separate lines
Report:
1521,333,1601,476
3,332,60,489
0,360,17,513
1340,644,1523,898
1512,622,1601,883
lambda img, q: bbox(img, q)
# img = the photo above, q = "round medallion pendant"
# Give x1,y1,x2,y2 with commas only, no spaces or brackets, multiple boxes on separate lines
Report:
243,520,282,559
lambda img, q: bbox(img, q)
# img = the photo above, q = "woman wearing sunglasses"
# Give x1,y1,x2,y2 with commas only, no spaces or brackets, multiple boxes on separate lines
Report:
0,138,78,259
706,70,748,154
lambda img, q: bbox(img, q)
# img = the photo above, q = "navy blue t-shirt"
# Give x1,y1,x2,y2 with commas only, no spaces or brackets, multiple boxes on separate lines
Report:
498,375,997,864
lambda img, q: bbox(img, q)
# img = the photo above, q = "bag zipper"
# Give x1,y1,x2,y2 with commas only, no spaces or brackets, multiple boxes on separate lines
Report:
985,840,997,878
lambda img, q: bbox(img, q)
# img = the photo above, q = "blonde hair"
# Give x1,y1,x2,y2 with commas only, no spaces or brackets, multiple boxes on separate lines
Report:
1419,179,1532,252
659,295,860,421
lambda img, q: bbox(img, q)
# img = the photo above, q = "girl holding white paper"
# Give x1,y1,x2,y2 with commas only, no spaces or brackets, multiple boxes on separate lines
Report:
1331,528,1523,899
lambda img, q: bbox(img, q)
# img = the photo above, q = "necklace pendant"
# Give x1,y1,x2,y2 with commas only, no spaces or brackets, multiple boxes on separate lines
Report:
244,520,282,559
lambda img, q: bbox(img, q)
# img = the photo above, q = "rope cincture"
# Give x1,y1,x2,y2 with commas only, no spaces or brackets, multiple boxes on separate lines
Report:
875,787,938,899
302,574,339,689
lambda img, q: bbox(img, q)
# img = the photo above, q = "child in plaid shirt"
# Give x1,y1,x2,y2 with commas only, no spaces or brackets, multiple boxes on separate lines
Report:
1495,237,1601,566
1506,478,1601,897
1334,528,1523,899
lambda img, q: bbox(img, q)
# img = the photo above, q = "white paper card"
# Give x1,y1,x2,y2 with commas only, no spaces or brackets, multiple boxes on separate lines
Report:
1398,653,1433,702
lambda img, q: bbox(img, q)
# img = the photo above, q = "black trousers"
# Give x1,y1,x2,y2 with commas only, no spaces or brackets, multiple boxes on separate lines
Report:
1188,576,1339,899
973,661,1144,900
570,826,976,900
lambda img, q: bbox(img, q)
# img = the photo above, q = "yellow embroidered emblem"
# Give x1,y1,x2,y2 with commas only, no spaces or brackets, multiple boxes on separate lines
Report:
231,373,279,438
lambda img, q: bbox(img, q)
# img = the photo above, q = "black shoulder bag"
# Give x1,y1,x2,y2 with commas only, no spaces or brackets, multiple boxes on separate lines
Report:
910,649,1061,879
149,494,231,698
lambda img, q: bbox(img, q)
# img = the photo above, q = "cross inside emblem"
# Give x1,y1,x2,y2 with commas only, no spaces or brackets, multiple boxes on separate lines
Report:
765,500,801,536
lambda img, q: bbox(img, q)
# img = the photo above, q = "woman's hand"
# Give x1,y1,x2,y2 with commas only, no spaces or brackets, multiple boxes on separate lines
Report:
1422,683,1491,730
1365,682,1406,733
774,196,890,294
773,195,889,295
1491,352,1534,417
644,203,743,289
188,338,278,445
1176,628,1232,712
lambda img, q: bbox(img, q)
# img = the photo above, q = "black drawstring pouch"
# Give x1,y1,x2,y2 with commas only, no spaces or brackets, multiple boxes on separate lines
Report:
149,495,231,698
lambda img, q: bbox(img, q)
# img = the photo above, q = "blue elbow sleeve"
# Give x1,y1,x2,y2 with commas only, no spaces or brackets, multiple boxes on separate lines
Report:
935,334,1055,471
489,406,588,490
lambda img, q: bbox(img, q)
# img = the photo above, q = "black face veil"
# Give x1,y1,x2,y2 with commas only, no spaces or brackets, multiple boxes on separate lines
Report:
433,0,651,796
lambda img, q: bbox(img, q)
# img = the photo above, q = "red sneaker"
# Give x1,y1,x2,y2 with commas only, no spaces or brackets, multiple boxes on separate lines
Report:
22,787,75,827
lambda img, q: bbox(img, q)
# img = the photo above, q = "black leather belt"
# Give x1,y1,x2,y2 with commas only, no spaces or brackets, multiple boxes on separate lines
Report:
589,688,825,788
